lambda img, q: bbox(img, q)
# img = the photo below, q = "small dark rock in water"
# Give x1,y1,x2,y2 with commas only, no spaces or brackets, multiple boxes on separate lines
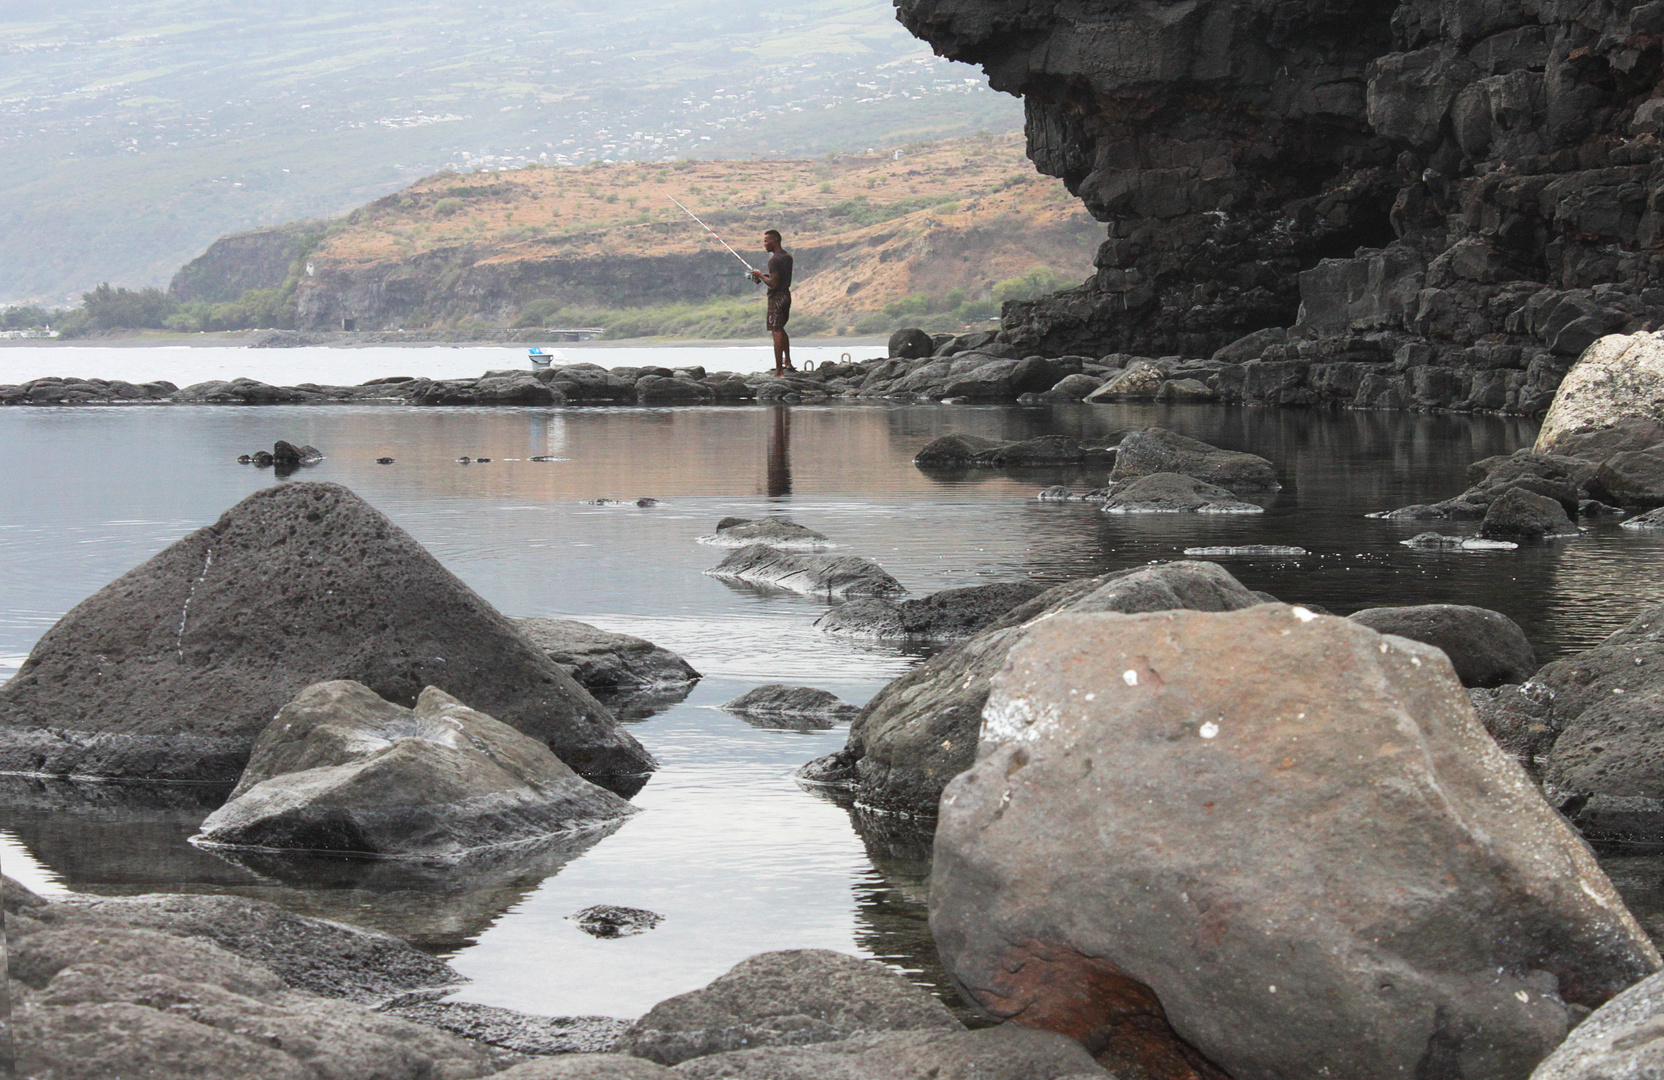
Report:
1622,507,1664,529
251,450,274,467
530,455,558,462
1100,473,1263,514
375,457,395,465
1478,486,1581,540
1182,545,1308,556
700,517,829,548
475,457,492,463
457,456,473,464
571,904,663,938
272,440,304,467
720,685,859,729
705,544,905,600
815,581,1047,642
1400,532,1517,551
515,617,700,692
237,454,252,464
635,497,659,507
1583,499,1626,516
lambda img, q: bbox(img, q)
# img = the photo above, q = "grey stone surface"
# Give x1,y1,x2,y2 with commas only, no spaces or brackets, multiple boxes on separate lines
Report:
382,1000,630,1056
1108,427,1280,492
799,561,1262,817
1100,473,1264,514
704,544,905,600
813,581,1047,641
720,685,859,729
1480,486,1581,539
0,481,653,786
1537,335,1664,456
697,519,830,550
496,1056,679,1079
516,618,701,692
616,949,962,1066
933,606,1660,1080
1530,970,1664,1080
888,328,934,359
669,1027,1107,1080
1348,603,1538,688
195,681,635,858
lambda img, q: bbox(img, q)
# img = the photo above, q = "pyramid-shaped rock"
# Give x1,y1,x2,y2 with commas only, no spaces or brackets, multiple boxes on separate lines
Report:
0,482,655,786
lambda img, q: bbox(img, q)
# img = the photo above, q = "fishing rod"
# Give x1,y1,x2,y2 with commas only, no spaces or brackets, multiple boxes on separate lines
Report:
666,195,759,275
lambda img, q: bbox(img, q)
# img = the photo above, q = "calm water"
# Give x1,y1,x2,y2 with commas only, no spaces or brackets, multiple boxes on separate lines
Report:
7,392,1664,1019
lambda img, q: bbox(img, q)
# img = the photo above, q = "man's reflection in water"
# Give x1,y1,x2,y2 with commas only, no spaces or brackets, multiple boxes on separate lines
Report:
766,406,792,498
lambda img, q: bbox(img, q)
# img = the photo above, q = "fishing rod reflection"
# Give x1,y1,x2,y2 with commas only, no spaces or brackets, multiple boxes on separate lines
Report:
766,406,791,499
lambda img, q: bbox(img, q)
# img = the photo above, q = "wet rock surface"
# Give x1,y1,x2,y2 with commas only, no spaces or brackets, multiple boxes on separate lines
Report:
194,681,636,858
800,561,1263,817
696,519,830,550
933,605,1660,1080
378,1000,629,1056
719,685,859,729
1107,427,1280,492
0,481,653,787
1099,473,1265,515
571,905,665,939
813,581,1047,641
705,544,905,600
895,0,1664,413
516,617,702,694
1348,603,1538,687
614,949,963,1066
7,876,503,1080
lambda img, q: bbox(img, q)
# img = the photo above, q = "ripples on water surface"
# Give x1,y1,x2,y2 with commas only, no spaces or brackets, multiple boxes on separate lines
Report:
6,398,1664,1016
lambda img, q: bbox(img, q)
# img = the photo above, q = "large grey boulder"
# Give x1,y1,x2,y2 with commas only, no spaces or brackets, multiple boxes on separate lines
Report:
933,605,1660,1080
0,482,653,787
1100,473,1264,514
1108,427,1280,492
705,545,905,600
670,1027,1108,1079
1348,604,1538,688
194,681,635,859
1535,333,1664,457
9,892,499,1080
516,618,701,694
1594,449,1664,507
889,328,934,359
1084,359,1165,401
1480,487,1581,539
697,519,830,550
1530,970,1664,1080
615,949,962,1065
799,562,1262,816
813,581,1047,641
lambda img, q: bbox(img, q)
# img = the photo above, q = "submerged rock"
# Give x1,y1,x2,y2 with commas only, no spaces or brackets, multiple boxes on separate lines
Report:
1348,604,1538,688
800,561,1262,817
1622,507,1664,529
705,544,905,600
570,904,663,939
1400,532,1518,551
1100,473,1264,514
0,481,653,787
516,617,701,693
933,605,1660,1080
194,681,635,859
697,518,830,550
813,581,1047,642
1182,545,1307,556
615,949,962,1066
720,685,859,729
1108,427,1279,492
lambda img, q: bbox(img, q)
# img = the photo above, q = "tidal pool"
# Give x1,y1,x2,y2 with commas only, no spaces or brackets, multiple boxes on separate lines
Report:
5,396,1664,1018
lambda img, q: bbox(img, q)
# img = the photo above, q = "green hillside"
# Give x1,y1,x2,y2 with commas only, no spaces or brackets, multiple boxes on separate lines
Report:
0,0,1022,304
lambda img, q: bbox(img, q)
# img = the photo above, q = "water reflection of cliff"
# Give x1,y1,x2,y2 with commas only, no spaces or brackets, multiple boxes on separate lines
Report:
0,775,611,953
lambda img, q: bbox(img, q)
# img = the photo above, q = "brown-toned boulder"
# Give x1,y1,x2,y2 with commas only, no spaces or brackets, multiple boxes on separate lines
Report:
1348,604,1537,688
0,482,653,787
932,605,1660,1080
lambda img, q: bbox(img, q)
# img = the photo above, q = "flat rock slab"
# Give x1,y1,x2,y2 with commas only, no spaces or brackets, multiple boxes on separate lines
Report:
1182,545,1308,556
720,685,859,729
697,519,830,550
1348,603,1538,688
705,545,905,600
615,949,962,1065
1400,532,1519,550
814,581,1047,641
1100,473,1264,514
934,605,1659,1080
516,617,701,692
669,1027,1107,1079
0,481,652,786
195,681,635,859
1108,426,1280,492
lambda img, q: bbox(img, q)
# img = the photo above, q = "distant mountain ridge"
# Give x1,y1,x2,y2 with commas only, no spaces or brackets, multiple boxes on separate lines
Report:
0,0,1022,304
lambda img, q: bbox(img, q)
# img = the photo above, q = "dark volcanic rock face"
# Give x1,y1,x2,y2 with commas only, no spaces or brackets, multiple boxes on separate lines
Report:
0,482,654,787
900,0,1664,412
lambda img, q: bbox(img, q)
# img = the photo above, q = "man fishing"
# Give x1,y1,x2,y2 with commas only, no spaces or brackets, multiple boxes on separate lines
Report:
749,230,794,376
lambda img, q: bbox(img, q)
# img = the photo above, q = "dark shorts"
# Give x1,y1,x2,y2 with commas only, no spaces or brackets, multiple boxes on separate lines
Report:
767,290,791,331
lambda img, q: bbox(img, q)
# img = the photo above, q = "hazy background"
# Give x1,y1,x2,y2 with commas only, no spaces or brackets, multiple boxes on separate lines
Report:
0,0,1024,305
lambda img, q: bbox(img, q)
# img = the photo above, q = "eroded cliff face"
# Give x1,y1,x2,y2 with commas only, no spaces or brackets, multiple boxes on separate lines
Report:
902,0,1664,411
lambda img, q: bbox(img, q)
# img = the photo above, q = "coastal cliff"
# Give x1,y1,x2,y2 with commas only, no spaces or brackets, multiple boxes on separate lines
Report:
902,0,1664,412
